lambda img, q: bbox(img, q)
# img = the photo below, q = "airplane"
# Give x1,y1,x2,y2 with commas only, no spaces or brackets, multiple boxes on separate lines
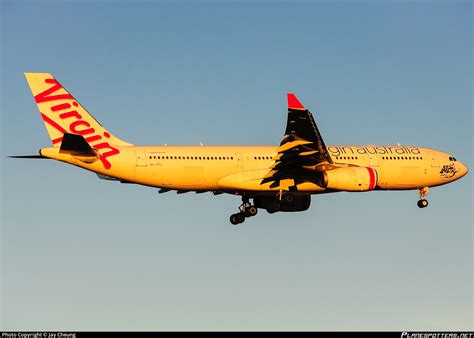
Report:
11,73,469,225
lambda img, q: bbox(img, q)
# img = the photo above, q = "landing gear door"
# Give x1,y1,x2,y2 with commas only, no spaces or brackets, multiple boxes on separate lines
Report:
135,149,147,167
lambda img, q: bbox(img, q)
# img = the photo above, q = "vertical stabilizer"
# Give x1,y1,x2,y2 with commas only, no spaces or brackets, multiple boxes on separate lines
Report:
24,72,132,147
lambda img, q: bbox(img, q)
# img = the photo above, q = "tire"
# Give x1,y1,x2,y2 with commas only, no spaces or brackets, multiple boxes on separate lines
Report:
247,206,258,217
230,214,239,225
267,200,281,214
235,212,245,224
417,199,429,208
283,194,294,204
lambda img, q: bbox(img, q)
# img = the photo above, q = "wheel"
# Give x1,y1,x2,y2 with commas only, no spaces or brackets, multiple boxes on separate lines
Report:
246,206,258,217
230,214,239,225
417,199,429,208
283,194,294,204
230,212,245,224
266,200,281,214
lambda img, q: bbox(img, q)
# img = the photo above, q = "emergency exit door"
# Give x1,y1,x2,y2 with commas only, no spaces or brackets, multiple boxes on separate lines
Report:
135,150,147,167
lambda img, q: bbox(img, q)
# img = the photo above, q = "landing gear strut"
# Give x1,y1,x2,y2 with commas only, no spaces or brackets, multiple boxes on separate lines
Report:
229,196,258,225
417,187,429,208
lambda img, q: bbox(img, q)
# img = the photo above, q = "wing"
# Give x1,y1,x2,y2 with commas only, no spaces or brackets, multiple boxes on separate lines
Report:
261,93,333,190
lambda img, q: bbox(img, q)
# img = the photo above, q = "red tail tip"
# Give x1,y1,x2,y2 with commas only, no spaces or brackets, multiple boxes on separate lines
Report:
287,93,305,109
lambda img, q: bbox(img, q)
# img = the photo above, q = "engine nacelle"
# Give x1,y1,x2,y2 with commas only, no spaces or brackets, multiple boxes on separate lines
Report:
323,167,377,191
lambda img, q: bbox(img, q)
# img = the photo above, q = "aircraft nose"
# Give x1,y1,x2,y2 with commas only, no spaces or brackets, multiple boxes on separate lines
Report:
458,161,469,178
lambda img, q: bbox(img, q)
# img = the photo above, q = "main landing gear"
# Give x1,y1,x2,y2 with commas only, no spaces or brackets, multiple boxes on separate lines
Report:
266,193,294,214
417,187,429,208
230,196,258,225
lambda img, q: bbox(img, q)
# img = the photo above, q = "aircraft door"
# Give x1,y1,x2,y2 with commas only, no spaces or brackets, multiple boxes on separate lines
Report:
368,154,379,167
431,156,440,167
135,149,148,167
235,152,243,167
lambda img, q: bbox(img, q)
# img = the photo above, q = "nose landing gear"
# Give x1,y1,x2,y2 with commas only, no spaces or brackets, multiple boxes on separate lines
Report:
417,187,429,208
229,196,258,225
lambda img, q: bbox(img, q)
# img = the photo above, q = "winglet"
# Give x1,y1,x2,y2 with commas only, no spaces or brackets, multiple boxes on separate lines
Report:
287,93,305,110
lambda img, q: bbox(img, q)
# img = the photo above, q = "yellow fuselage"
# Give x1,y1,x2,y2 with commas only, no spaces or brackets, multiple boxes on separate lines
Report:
40,144,468,194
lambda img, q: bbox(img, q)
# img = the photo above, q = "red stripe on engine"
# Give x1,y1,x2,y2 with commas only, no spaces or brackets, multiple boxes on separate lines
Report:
367,167,376,190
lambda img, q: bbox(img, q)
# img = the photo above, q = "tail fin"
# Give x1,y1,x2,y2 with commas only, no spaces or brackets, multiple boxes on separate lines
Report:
24,73,132,147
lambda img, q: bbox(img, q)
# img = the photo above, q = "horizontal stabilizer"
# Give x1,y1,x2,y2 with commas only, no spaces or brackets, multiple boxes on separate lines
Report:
56,133,101,165
60,133,95,155
8,154,47,159
59,133,100,164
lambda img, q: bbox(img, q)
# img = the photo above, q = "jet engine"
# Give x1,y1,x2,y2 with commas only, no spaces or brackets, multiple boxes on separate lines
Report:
322,167,377,191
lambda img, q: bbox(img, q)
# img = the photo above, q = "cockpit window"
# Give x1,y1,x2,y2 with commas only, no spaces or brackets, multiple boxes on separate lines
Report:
449,156,457,161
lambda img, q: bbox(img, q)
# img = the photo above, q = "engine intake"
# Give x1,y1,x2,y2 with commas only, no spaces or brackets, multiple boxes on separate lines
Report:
323,167,377,191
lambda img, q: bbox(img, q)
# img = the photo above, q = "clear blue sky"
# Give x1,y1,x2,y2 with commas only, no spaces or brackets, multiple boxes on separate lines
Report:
1,0,472,331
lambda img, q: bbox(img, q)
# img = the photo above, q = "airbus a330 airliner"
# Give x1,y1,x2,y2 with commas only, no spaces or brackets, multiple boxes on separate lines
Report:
12,73,469,224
